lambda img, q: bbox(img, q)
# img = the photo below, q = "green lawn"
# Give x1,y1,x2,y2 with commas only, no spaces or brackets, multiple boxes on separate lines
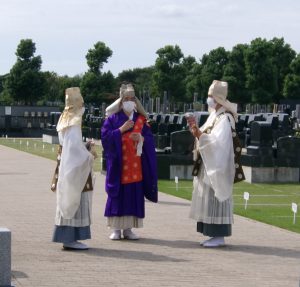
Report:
158,180,300,234
0,138,102,172
1,137,300,233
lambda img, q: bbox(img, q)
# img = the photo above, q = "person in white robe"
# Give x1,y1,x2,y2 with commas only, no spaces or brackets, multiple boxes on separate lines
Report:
52,87,94,250
188,80,238,247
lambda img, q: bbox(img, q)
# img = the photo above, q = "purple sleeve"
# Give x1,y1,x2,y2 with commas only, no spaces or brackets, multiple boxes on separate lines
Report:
101,116,122,197
141,123,158,203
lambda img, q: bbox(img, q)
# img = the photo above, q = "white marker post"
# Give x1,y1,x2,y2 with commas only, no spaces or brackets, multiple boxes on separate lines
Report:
52,147,54,153
244,192,250,210
175,176,179,191
34,143,37,149
26,141,29,148
292,202,297,224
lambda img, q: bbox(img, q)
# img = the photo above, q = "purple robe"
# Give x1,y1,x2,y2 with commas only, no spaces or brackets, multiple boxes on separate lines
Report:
101,110,158,218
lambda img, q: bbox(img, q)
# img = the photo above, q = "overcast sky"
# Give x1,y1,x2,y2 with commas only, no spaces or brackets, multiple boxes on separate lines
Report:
1,0,299,77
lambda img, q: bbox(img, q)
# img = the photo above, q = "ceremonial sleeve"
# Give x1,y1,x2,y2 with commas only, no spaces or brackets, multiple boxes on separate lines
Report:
101,116,122,197
141,122,158,203
57,125,93,219
198,115,235,202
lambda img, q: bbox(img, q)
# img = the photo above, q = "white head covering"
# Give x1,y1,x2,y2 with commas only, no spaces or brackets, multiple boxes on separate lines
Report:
56,87,84,132
105,83,147,118
208,80,238,122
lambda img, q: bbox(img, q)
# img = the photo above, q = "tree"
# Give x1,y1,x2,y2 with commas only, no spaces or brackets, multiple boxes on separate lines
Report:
0,74,13,105
269,37,296,102
152,45,186,100
4,39,45,104
283,54,300,100
185,63,205,101
223,44,250,104
43,72,61,103
81,41,115,104
86,42,113,74
244,38,277,104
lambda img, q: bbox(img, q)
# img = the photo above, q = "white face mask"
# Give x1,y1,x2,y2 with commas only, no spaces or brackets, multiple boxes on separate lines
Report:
122,101,136,113
206,97,217,109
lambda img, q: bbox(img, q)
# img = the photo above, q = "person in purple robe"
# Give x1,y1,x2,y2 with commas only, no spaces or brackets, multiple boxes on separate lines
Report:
101,83,158,240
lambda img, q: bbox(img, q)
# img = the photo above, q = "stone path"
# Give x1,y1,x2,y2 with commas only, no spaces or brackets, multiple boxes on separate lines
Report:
0,145,300,287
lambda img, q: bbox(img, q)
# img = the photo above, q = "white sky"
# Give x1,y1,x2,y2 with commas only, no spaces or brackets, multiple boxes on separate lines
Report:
0,0,299,77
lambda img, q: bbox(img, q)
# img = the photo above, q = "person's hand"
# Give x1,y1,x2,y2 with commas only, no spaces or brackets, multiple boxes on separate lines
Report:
129,132,141,142
85,140,95,151
119,120,134,133
190,125,202,139
186,115,196,128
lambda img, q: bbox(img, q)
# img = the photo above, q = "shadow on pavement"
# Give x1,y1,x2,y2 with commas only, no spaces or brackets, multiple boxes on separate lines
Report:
134,238,199,249
156,200,190,207
12,270,28,278
82,247,189,262
222,244,300,259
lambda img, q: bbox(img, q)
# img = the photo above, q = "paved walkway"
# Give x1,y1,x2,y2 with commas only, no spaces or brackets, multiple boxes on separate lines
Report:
0,145,300,287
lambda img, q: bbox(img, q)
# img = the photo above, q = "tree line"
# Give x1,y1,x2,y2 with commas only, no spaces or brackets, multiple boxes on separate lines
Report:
0,37,299,107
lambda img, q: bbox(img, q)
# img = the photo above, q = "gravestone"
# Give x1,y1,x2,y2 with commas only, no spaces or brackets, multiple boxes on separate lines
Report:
243,121,274,165
170,130,194,155
249,121,273,147
265,114,279,129
156,130,194,179
277,136,300,167
0,228,12,287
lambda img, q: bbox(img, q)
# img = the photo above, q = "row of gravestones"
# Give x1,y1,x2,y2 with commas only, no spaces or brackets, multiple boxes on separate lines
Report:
150,112,293,150
241,120,300,168
156,124,300,179
82,112,295,151
149,112,209,149
237,113,292,148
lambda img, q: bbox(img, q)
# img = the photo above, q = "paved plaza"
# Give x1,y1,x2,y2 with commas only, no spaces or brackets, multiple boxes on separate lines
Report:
0,144,300,287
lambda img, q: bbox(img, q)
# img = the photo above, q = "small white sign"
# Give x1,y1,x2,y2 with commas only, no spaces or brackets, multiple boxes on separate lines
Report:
5,106,11,115
244,192,250,210
292,202,297,224
292,202,297,213
175,176,179,191
244,192,249,201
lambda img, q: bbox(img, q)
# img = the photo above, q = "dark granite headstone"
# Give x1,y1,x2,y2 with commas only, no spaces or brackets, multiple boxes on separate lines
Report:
265,115,279,129
170,130,194,155
241,121,275,167
250,121,273,146
277,136,300,167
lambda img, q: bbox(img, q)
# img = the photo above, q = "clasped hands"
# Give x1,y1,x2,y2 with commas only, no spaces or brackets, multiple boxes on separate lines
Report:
119,120,144,144
85,140,98,159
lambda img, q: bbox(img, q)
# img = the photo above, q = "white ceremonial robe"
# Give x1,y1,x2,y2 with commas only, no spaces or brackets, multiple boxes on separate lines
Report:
189,107,235,224
56,125,93,222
